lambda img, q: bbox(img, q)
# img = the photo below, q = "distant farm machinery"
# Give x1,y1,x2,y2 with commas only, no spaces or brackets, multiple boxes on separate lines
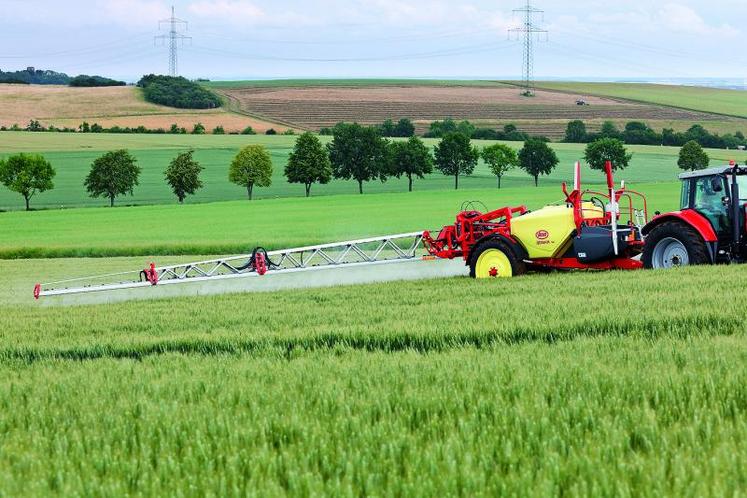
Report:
34,160,747,304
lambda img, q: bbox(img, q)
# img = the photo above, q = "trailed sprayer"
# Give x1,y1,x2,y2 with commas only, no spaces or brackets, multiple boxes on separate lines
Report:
33,161,648,304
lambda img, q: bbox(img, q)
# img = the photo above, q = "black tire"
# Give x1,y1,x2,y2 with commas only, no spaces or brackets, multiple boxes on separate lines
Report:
642,221,710,269
468,239,527,278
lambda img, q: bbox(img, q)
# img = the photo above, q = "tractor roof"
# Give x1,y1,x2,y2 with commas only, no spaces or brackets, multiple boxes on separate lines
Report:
679,165,747,179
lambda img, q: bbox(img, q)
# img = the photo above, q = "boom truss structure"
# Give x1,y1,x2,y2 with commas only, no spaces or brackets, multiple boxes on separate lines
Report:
35,232,428,300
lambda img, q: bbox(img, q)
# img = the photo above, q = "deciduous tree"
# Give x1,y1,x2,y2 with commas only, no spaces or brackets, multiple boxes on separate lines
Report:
0,153,55,210
388,136,433,191
164,150,204,203
584,138,632,172
434,132,479,189
327,123,389,194
285,132,332,197
678,140,710,172
481,144,518,188
229,145,273,200
84,150,140,207
518,138,558,186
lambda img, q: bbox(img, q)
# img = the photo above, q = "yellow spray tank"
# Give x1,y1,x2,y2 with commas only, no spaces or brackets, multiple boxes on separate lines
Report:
510,203,604,258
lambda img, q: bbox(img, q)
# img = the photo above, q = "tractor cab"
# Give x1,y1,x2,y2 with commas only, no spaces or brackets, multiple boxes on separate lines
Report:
642,163,747,268
679,165,747,242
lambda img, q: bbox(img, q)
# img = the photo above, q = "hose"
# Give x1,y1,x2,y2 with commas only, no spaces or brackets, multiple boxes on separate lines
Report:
235,247,277,272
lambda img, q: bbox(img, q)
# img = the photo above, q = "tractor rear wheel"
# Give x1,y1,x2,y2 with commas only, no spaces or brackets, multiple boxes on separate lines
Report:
642,221,709,269
469,239,526,278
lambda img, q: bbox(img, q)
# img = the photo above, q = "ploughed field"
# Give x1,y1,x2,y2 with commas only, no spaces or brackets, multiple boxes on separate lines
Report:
1,258,746,495
217,84,724,139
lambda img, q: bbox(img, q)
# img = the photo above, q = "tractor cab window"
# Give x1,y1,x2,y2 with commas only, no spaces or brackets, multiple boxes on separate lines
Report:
693,175,729,234
735,175,747,203
680,180,692,209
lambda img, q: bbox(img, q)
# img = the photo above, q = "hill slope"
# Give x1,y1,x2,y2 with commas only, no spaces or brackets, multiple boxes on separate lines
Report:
0,84,285,133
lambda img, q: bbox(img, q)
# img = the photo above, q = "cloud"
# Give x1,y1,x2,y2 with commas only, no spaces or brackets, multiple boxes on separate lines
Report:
658,3,738,36
187,0,265,23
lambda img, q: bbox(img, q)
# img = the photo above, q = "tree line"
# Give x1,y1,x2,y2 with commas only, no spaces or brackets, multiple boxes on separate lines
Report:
0,128,718,211
564,119,746,150
2,119,295,136
0,67,125,86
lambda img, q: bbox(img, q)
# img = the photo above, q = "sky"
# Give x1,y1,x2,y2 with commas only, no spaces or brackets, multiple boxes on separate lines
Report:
0,0,745,82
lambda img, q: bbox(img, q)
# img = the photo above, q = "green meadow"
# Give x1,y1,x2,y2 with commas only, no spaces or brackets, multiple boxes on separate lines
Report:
1,132,743,210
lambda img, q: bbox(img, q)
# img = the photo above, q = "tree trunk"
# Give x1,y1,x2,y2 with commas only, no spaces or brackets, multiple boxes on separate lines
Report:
24,195,30,211
534,175,538,187
408,174,413,192
497,175,501,189
110,194,115,207
454,174,459,190
305,183,311,197
358,180,363,194
247,184,253,200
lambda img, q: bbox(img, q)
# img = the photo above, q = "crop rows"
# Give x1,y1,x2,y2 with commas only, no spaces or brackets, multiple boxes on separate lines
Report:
221,86,720,132
1,264,746,495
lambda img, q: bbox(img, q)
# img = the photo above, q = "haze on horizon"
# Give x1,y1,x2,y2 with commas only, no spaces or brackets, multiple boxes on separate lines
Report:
0,0,745,82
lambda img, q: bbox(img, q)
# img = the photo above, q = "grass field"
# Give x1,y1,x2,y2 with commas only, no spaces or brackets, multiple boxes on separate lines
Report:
0,183,679,258
1,258,745,495
2,132,744,211
534,81,747,119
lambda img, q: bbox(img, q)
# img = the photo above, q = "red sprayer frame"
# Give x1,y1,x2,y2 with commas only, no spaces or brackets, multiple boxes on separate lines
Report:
423,161,647,271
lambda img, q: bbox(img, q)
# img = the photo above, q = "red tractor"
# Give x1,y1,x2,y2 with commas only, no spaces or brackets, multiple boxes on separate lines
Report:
642,162,747,268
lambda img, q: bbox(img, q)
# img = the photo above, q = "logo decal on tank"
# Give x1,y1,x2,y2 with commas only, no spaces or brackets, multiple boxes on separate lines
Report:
535,230,549,240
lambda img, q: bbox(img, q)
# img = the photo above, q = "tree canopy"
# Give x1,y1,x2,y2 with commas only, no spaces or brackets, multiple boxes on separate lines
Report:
84,150,141,207
564,120,588,143
137,75,221,109
584,138,633,172
379,118,415,137
285,132,332,197
481,144,518,188
518,139,559,186
69,75,126,87
388,136,433,192
164,150,204,203
678,140,710,172
229,145,273,200
327,123,389,194
0,153,55,210
434,132,479,189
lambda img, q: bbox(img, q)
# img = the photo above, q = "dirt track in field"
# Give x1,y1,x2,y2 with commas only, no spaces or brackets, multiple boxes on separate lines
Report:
219,84,726,139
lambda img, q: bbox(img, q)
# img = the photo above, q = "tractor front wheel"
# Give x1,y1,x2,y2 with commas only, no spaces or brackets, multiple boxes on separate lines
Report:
469,239,526,278
642,221,709,269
